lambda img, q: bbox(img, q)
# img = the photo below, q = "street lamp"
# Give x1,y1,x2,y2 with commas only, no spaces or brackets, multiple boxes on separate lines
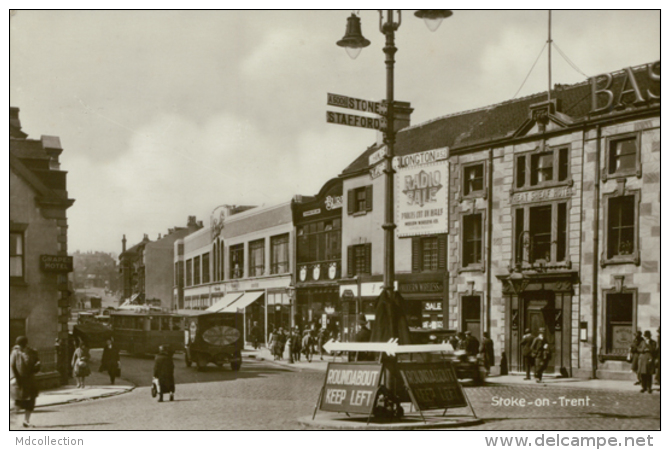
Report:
336,9,451,301
336,9,452,418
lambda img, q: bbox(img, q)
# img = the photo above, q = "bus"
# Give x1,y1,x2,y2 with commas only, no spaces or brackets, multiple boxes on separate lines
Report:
110,309,185,355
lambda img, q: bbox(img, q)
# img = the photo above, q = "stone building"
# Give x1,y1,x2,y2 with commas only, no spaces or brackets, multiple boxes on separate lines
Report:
10,107,75,387
338,61,659,379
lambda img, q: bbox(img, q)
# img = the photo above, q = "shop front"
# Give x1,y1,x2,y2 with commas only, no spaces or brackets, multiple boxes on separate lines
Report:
338,278,397,342
266,289,291,335
498,271,577,377
296,285,340,333
396,273,448,331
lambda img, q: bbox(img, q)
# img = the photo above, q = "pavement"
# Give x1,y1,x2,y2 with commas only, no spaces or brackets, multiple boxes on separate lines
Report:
14,345,652,414
244,345,653,392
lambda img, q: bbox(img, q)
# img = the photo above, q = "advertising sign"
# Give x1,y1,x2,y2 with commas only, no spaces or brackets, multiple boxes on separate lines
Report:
319,362,383,414
398,361,468,410
396,159,449,237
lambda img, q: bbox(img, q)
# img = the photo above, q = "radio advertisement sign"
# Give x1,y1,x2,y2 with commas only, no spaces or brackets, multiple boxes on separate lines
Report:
319,362,383,414
395,149,449,237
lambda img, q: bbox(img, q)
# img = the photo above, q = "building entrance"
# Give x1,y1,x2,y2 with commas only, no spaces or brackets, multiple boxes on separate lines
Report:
523,293,555,373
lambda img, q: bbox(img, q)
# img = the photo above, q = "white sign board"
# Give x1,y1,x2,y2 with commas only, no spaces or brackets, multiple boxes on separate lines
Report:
396,158,449,237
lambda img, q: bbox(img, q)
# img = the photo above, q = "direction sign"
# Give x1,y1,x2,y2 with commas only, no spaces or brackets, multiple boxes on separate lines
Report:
369,162,385,180
322,338,455,356
318,362,383,415
398,361,468,410
327,93,387,115
327,111,386,130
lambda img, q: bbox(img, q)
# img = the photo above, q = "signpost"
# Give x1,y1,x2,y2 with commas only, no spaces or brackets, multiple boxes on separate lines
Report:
314,362,383,421
398,361,477,421
326,111,386,130
327,93,387,115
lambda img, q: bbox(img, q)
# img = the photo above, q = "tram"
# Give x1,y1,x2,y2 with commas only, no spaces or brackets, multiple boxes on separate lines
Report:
110,309,185,354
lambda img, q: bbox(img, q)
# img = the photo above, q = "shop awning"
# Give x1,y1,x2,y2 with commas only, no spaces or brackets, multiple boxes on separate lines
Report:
206,292,243,313
221,291,264,313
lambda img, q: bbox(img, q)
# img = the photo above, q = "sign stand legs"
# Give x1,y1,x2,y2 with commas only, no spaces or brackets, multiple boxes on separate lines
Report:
312,386,325,420
460,383,478,419
400,371,426,424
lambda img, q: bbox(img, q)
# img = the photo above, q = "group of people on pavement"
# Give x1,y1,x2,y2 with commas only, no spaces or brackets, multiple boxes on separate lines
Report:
267,324,332,363
448,330,496,375
629,328,660,393
520,327,552,382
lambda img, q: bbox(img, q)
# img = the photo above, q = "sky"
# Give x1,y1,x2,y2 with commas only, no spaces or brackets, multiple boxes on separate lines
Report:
9,10,661,254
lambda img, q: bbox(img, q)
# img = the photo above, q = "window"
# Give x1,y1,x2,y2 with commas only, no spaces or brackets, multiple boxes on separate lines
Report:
347,243,371,276
514,202,569,265
230,244,244,279
604,292,635,357
248,240,265,277
462,214,483,267
185,259,192,287
202,252,210,283
606,134,640,178
515,147,570,189
271,234,289,274
412,235,446,272
605,194,638,262
463,163,485,196
297,219,341,264
347,185,373,215
193,255,201,285
10,232,24,280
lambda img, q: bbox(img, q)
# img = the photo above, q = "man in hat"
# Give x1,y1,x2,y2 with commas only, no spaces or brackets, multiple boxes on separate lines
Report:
530,327,550,382
637,330,656,393
629,330,643,385
464,330,480,357
352,314,373,361
520,328,534,380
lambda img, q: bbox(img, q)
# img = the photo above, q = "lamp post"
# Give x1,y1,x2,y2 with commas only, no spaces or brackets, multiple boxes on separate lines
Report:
336,9,452,302
336,10,452,417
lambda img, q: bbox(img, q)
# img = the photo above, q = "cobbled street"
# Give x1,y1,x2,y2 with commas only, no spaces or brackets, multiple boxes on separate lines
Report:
12,353,660,430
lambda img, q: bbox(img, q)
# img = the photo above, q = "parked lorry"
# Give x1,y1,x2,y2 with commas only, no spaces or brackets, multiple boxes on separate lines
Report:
182,310,243,371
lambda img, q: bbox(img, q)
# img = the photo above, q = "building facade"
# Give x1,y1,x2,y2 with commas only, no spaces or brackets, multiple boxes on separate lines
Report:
292,178,344,335
120,216,202,309
10,107,75,387
179,203,294,344
337,61,659,379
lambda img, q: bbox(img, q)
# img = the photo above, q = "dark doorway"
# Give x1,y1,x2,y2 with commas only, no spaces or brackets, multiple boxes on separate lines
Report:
461,295,481,339
523,292,555,373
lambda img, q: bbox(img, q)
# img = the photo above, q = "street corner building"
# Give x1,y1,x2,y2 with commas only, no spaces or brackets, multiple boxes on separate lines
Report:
10,107,75,388
338,61,659,380
176,203,293,345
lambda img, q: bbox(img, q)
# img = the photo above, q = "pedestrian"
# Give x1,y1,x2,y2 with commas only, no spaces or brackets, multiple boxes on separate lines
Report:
629,330,643,385
530,328,549,382
479,332,495,375
318,327,330,361
249,321,262,350
10,336,41,428
350,314,373,362
71,341,91,388
290,328,302,363
654,327,660,388
153,345,175,402
464,331,480,357
302,330,313,362
99,337,120,385
637,330,656,394
272,327,285,361
520,328,534,380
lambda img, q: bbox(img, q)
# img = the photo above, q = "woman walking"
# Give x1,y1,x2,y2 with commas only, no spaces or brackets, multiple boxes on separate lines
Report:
637,330,656,394
10,336,41,428
99,337,120,385
153,346,175,402
71,341,91,388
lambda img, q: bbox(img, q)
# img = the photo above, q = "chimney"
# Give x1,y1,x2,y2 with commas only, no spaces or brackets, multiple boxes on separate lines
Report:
143,233,149,241
122,234,127,253
10,107,27,139
376,101,414,146
158,233,162,240
197,220,203,228
187,216,197,227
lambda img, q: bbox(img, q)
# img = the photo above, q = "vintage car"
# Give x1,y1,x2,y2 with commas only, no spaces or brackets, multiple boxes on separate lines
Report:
408,329,487,385
182,310,243,371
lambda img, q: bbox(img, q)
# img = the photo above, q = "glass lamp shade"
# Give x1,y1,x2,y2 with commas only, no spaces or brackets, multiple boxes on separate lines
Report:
414,10,453,32
337,14,371,59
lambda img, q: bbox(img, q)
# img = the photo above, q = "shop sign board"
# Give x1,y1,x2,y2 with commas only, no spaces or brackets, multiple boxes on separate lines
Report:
510,186,573,205
40,255,73,272
318,362,383,414
396,159,449,237
398,361,468,410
